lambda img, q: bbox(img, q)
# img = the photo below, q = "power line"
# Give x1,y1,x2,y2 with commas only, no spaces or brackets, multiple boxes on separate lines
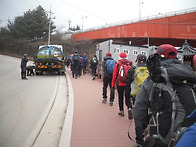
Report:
0,1,19,14
60,0,109,23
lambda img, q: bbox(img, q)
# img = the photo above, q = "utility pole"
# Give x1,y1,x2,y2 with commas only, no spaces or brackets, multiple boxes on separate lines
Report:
82,16,87,30
68,19,71,31
47,7,54,46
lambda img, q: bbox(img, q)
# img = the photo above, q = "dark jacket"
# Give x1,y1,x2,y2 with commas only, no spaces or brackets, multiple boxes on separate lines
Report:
133,58,196,130
81,55,88,66
20,57,29,68
72,53,80,65
90,56,98,69
102,56,116,78
125,62,147,109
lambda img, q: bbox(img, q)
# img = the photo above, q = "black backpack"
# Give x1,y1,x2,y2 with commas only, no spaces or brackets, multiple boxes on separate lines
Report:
73,54,79,62
146,54,196,146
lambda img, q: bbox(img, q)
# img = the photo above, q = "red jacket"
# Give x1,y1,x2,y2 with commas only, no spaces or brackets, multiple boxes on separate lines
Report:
111,59,132,87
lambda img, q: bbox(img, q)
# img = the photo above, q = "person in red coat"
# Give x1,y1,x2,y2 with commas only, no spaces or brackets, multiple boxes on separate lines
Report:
111,52,132,116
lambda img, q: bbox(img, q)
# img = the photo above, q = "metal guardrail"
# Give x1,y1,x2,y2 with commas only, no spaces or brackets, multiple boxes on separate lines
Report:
73,7,196,34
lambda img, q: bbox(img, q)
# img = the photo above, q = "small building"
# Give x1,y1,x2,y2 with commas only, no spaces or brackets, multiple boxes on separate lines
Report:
178,40,196,70
96,40,156,65
96,40,184,65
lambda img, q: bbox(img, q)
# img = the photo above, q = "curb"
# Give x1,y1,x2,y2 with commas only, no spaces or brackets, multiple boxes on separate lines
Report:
58,72,74,147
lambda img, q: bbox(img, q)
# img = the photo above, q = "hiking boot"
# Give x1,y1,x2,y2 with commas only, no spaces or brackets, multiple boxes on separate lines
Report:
134,143,142,147
109,101,113,106
128,109,133,120
118,111,124,117
102,98,107,103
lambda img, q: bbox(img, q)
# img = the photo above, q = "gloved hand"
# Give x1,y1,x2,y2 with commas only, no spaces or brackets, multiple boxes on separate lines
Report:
111,87,115,92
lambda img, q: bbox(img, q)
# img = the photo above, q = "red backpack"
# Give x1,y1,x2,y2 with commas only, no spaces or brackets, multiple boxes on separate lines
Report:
118,59,132,83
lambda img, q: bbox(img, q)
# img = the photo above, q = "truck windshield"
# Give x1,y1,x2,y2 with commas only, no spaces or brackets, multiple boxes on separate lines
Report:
37,46,63,60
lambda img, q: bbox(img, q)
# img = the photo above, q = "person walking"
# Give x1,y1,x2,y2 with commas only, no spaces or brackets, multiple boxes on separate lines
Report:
102,52,116,106
125,54,149,147
20,54,29,80
90,55,98,80
81,53,88,75
132,44,196,147
111,52,132,116
71,51,80,79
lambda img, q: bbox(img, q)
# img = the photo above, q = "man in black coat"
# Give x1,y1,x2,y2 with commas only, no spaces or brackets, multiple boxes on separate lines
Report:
125,54,148,147
132,44,196,147
71,51,80,79
102,53,116,105
90,55,98,80
20,54,29,80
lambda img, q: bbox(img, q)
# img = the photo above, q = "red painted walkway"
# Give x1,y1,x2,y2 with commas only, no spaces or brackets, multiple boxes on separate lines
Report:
66,68,135,147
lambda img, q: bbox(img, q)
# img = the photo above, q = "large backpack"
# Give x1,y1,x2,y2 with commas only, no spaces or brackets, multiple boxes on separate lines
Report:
146,54,196,146
83,57,88,64
72,54,79,62
131,66,149,97
106,59,115,74
91,57,98,66
118,60,132,83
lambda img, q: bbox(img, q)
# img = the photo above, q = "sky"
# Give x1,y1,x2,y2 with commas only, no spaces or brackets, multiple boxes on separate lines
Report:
0,0,196,32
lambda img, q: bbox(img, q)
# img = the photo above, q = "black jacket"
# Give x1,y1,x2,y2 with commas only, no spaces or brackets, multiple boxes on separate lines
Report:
125,62,147,109
20,57,29,68
133,58,196,126
90,57,98,69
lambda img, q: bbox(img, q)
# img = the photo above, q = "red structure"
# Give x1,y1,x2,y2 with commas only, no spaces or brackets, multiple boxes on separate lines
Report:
71,9,196,47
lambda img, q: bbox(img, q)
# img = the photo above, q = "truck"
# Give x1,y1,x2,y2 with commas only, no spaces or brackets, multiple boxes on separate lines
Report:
34,45,65,75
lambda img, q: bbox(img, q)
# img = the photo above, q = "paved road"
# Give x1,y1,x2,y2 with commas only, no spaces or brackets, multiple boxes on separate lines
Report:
0,55,66,147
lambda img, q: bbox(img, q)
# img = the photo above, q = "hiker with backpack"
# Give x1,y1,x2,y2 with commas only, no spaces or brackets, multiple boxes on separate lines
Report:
111,52,132,117
102,52,116,106
90,55,98,80
132,44,196,147
125,54,149,147
71,51,80,79
81,53,89,75
78,55,83,77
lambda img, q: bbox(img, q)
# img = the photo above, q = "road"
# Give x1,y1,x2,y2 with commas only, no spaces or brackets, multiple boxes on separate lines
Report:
0,55,67,147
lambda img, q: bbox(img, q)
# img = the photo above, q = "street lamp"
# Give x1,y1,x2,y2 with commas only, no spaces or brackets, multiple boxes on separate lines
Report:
82,16,87,30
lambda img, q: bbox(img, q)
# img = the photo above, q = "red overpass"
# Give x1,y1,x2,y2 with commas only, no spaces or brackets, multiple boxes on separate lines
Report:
71,8,196,47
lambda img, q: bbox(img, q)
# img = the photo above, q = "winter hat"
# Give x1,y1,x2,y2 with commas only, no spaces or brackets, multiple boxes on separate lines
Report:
106,52,112,56
24,54,28,57
156,44,177,59
120,52,127,58
136,54,146,62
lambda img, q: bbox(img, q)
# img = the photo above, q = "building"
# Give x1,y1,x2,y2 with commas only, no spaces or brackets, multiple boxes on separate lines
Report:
178,40,196,70
96,40,184,65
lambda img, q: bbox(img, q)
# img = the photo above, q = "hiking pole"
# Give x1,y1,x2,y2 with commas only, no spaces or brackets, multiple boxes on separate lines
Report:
127,119,136,142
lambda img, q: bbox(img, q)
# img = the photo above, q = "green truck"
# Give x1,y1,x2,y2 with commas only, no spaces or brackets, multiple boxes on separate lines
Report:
34,45,65,75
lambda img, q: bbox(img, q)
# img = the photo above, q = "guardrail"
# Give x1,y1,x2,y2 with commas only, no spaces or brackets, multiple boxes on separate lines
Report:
73,7,196,34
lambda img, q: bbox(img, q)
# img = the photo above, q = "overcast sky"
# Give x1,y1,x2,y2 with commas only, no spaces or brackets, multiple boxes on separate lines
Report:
0,0,196,32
